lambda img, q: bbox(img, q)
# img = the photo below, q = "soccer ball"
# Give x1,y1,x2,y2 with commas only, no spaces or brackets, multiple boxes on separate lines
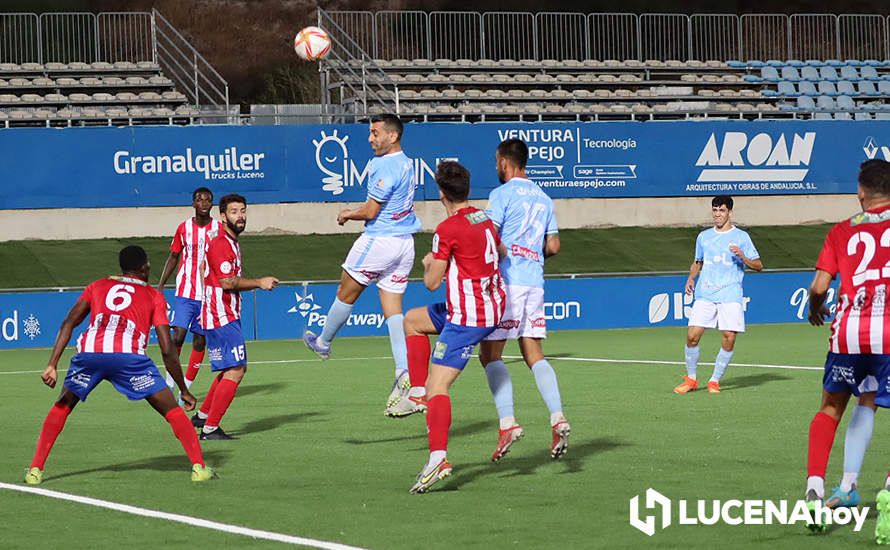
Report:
294,26,331,61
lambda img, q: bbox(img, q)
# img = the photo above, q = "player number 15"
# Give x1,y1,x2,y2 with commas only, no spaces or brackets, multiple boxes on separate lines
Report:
231,345,246,362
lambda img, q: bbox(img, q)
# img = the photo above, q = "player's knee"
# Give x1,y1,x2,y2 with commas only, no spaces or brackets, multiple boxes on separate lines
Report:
858,392,877,411
686,335,700,347
224,366,246,383
721,333,736,350
819,391,849,420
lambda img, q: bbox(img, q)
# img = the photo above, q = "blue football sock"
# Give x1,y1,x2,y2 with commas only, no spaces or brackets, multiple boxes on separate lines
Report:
842,405,875,490
319,297,353,346
531,359,563,415
385,314,408,377
684,345,699,379
710,348,734,382
484,360,514,419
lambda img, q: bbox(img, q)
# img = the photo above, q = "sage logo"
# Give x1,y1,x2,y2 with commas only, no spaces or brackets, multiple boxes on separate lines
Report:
696,132,815,182
630,488,671,536
864,136,890,161
287,292,322,318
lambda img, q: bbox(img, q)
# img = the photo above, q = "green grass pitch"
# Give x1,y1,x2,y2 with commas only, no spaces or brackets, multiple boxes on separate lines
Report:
2,324,887,548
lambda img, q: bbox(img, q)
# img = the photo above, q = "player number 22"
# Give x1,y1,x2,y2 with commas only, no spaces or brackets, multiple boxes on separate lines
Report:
847,230,890,286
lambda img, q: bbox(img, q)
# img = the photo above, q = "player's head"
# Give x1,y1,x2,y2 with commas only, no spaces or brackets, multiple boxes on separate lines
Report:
219,193,247,235
192,187,213,217
496,139,529,184
435,161,471,204
368,113,403,156
711,195,733,229
119,245,149,280
858,159,890,204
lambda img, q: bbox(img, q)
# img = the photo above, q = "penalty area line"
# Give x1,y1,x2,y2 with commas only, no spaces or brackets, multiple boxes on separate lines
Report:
0,482,367,550
506,355,822,372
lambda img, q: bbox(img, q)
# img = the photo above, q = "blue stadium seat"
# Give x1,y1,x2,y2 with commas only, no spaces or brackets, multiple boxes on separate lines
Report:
786,59,805,67
743,74,764,83
800,66,820,81
780,67,800,81
813,112,833,120
747,60,766,68
837,81,856,95
765,59,784,67
816,95,836,110
834,112,852,120
836,95,856,110
859,80,880,96
861,66,880,80
840,66,859,80
776,81,799,96
855,111,872,120
805,59,826,67
845,59,864,67
726,60,747,68
819,66,839,81
798,81,818,95
761,66,780,82
864,59,882,66
879,80,890,95
876,112,890,120
826,59,844,67
777,101,797,111
818,81,839,96
796,96,816,110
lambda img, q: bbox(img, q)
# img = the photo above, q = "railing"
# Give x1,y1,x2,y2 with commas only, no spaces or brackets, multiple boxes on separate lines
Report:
326,10,890,61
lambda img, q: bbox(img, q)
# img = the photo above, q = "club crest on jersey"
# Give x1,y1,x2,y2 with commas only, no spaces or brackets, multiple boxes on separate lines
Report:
220,261,233,274
433,341,448,360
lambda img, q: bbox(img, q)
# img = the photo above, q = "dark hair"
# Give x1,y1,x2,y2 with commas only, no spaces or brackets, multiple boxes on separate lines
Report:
712,195,734,210
192,187,213,201
370,113,403,141
119,245,148,272
435,161,470,202
496,139,529,170
219,193,247,212
859,159,890,196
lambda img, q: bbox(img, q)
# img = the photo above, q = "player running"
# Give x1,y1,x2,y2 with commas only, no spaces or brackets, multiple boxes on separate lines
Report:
157,187,221,400
192,194,279,440
24,245,214,484
303,114,422,413
804,160,890,542
401,161,506,494
673,196,762,395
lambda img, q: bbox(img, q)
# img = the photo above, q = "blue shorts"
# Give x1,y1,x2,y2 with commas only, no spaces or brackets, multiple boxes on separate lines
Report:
427,302,448,333
170,296,205,336
205,320,247,372
426,302,496,370
822,352,890,407
63,352,168,402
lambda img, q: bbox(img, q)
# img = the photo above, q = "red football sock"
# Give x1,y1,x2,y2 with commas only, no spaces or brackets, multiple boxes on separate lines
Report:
31,402,73,469
205,379,239,428
165,407,205,466
807,412,840,478
426,394,452,452
407,335,431,389
199,373,223,416
185,349,205,383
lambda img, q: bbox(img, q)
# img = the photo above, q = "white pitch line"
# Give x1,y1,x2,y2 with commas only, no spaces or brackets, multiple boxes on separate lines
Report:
0,482,366,550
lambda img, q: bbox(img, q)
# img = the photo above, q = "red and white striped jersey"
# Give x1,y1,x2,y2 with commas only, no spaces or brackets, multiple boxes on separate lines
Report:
201,231,242,330
817,205,890,354
432,206,506,327
75,276,169,355
170,217,221,300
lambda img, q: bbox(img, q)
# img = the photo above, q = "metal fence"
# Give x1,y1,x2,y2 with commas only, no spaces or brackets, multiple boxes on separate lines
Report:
326,9,890,61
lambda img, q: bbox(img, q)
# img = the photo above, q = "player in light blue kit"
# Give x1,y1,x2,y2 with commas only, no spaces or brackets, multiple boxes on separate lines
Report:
477,139,571,461
303,114,422,412
674,196,763,395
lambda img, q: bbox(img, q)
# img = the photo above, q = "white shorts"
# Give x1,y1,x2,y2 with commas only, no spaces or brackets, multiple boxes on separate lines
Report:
688,300,745,332
484,284,546,341
342,234,414,294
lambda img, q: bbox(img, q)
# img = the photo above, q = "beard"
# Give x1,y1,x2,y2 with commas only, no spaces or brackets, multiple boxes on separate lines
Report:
497,167,507,184
226,219,245,235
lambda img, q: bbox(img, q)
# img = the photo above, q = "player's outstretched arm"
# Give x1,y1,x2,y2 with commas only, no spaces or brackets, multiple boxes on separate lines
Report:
219,275,280,291
156,251,181,292
157,325,195,409
685,260,703,295
807,269,834,326
43,299,90,388
544,234,561,258
422,252,448,291
729,244,763,271
337,198,383,226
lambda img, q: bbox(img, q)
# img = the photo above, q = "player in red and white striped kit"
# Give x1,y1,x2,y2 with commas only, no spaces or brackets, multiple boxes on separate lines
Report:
157,187,221,398
24,246,214,485
399,161,506,494
805,159,890,536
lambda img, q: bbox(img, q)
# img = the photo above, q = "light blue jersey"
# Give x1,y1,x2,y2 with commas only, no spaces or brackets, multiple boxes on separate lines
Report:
486,177,558,288
693,226,759,303
364,151,422,236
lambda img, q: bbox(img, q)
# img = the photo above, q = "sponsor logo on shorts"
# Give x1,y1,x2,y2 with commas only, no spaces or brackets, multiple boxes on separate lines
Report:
129,373,157,392
69,372,91,388
498,319,520,330
510,244,540,262
433,341,448,360
360,270,381,281
390,274,408,284
830,364,856,385
460,345,473,360
208,346,223,362
532,317,547,328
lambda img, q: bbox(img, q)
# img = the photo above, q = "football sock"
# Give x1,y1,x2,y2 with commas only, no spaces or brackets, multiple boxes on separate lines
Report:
199,373,223,416
531,359,563,416
406,335,430,391
319,298,353,346
385,314,408,378
164,407,204,466
185,349,205,385
484,360,515,420
807,476,825,499
550,412,566,426
684,345,699,379
499,416,517,430
30,402,72,469
426,394,451,453
710,348,733,382
807,412,839,488
841,405,875,491
204,378,238,431
428,450,447,469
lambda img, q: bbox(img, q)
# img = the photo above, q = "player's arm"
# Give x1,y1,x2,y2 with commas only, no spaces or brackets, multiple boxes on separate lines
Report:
219,275,279,291
422,252,448,291
156,251,181,291
729,244,763,271
42,299,90,388
337,198,383,226
685,260,703,295
544,234,560,258
807,269,834,326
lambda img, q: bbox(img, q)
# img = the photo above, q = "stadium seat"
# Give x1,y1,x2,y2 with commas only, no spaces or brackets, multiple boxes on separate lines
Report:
836,95,856,110
840,66,859,80
55,77,77,86
818,81,839,96
102,76,125,86
780,67,800,81
115,92,138,101
90,61,113,70
805,59,825,67
761,66,780,81
864,59,882,66
69,93,91,102
861,66,880,80
825,59,844,66
9,78,30,87
837,81,856,95
572,89,591,99
20,93,42,102
879,81,890,94
816,95,836,110
859,81,880,96
876,112,890,120
798,81,818,95
0,93,20,103
777,81,798,96
819,66,839,81
813,112,833,120
747,60,766,67
800,66,820,81
136,61,159,69
833,111,852,120
726,60,746,68
855,111,872,120
138,91,161,100
0,79,7,87
20,62,42,71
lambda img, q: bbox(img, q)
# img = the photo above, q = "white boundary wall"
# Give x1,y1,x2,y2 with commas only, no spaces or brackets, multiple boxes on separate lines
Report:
0,195,859,241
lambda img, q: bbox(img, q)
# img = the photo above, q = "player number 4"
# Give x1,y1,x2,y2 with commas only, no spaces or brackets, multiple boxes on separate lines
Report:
484,228,498,265
847,230,890,286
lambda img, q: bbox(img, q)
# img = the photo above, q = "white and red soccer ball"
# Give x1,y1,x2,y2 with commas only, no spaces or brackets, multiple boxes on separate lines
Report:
294,26,331,61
